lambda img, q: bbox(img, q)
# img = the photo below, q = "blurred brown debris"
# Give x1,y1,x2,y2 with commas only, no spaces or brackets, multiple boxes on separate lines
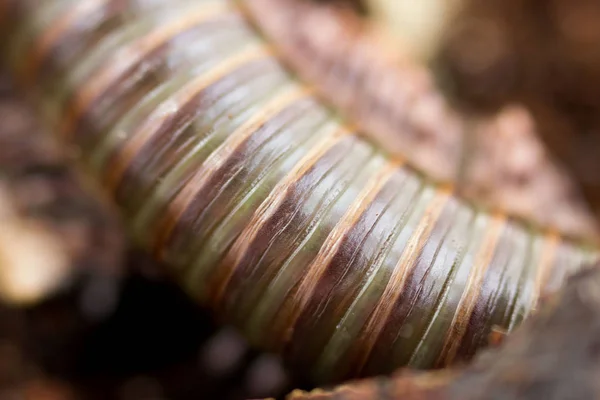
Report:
245,0,599,240
0,76,125,305
436,0,600,226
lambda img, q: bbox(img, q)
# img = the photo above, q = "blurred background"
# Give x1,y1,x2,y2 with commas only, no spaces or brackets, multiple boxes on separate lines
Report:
3,0,600,399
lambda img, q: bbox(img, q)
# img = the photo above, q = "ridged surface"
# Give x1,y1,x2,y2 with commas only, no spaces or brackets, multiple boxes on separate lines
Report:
0,0,598,383
285,264,600,400
240,0,600,241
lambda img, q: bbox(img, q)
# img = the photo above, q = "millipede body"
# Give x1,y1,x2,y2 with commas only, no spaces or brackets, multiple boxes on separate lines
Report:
0,0,597,384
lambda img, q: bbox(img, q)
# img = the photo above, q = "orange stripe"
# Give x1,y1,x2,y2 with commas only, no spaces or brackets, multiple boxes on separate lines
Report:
22,0,110,83
281,162,400,343
436,213,506,366
355,188,451,372
103,45,272,191
154,84,314,258
211,123,348,306
59,2,231,140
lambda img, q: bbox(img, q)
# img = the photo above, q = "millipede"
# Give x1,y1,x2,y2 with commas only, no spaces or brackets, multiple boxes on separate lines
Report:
0,0,598,386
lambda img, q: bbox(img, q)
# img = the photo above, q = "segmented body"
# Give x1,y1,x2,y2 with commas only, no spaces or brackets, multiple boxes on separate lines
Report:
0,0,597,384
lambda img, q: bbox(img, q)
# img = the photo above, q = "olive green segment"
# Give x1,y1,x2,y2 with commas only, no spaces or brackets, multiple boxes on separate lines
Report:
111,61,285,215
35,0,204,106
382,198,475,370
358,193,467,376
143,77,307,265
211,120,354,325
74,20,252,156
240,147,388,350
33,2,136,111
41,11,156,128
41,2,205,128
2,0,73,72
371,197,462,371
466,222,529,350
313,171,424,380
457,221,528,358
484,223,534,335
111,57,287,221
27,1,128,88
312,183,439,381
86,36,264,171
128,65,292,254
406,210,492,369
180,99,331,291
83,25,259,169
284,168,420,374
180,101,331,301
115,60,287,220
126,75,290,249
237,137,381,346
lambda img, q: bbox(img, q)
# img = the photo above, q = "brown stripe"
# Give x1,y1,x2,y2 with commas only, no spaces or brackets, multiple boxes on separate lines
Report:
362,197,463,375
436,213,505,366
79,13,246,142
402,202,475,368
112,57,281,208
287,169,410,368
352,187,451,373
59,2,231,140
530,231,560,311
210,124,348,306
280,163,399,343
22,0,110,83
156,97,316,270
103,45,272,191
449,220,515,363
154,85,313,259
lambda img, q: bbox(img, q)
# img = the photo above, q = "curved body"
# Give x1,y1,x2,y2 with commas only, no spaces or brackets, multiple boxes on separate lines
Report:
0,0,596,383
